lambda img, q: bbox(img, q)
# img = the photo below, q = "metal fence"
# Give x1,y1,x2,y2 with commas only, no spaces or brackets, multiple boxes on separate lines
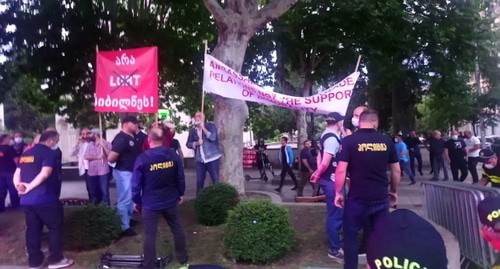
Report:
422,181,500,268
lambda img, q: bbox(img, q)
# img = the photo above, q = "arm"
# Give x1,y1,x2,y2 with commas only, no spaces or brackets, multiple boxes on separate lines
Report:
186,129,197,149
70,142,81,157
302,158,314,173
389,162,401,204
310,152,332,183
287,146,294,165
84,144,100,161
469,138,481,152
107,151,119,163
443,148,451,164
13,168,21,186
175,155,186,204
334,161,348,208
203,123,218,142
19,167,53,194
131,158,144,206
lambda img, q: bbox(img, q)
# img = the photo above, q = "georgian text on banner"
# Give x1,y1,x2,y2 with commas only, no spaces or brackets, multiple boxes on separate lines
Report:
203,54,359,115
95,47,158,113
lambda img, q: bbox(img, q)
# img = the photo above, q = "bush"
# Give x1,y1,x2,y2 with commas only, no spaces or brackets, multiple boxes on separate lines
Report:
194,183,239,226
64,205,121,251
224,200,295,263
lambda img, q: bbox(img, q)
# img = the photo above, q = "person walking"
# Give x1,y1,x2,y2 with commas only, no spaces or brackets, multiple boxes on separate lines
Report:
186,112,221,195
13,130,74,269
108,116,142,237
429,130,449,181
275,136,298,192
464,130,481,184
395,133,416,185
405,130,423,176
310,112,346,262
444,130,468,182
132,127,188,269
0,134,19,211
298,139,318,197
333,109,400,269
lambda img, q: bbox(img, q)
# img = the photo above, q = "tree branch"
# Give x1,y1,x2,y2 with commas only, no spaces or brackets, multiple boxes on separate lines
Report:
203,0,230,26
252,0,299,30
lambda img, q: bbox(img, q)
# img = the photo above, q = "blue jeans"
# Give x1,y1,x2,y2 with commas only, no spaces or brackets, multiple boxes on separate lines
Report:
114,170,133,230
195,159,220,195
319,178,343,252
343,197,389,269
399,160,415,183
142,206,187,268
88,174,110,206
0,172,19,212
24,203,64,267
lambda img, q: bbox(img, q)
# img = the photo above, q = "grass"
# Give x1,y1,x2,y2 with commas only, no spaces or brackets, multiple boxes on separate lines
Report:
0,193,346,269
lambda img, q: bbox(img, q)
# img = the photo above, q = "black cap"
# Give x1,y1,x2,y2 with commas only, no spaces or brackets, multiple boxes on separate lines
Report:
478,196,500,229
122,116,138,124
367,209,448,269
479,148,496,162
325,112,345,124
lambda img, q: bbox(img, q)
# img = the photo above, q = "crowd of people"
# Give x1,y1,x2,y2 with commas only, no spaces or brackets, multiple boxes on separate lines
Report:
2,105,500,269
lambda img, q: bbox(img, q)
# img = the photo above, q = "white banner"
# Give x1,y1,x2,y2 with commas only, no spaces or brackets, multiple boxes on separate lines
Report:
203,54,360,115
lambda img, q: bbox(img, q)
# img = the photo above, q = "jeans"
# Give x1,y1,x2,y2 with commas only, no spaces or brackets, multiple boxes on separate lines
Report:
0,172,19,212
468,157,479,183
343,197,389,269
195,159,220,195
432,154,449,180
142,206,187,268
277,164,298,190
114,169,133,230
24,203,64,267
399,160,415,183
409,150,423,175
451,159,468,182
319,178,343,252
88,174,110,205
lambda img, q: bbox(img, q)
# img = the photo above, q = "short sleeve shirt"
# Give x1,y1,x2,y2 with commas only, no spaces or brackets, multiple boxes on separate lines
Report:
444,139,467,162
321,129,341,157
337,128,399,201
170,139,181,151
18,144,59,205
0,145,17,173
300,148,317,172
465,136,481,157
395,141,409,162
112,131,142,171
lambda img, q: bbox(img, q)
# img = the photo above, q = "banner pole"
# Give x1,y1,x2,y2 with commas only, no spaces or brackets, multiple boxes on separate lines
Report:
354,55,362,72
201,40,208,114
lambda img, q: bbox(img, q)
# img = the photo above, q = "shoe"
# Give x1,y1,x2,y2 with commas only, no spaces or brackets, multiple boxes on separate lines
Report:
274,188,281,192
409,182,416,185
419,171,424,176
129,219,139,227
429,170,434,174
120,228,137,237
327,249,344,263
29,265,43,269
48,257,74,269
291,186,298,191
178,264,189,269
443,178,449,181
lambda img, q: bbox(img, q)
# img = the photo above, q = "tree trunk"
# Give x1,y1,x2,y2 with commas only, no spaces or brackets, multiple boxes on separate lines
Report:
296,79,313,152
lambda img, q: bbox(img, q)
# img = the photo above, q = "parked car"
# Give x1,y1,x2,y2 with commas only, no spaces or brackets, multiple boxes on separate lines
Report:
485,135,500,149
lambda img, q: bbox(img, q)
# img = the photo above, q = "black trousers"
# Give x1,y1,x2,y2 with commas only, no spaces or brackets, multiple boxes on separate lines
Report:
450,159,468,182
468,157,479,183
277,164,298,190
409,151,423,175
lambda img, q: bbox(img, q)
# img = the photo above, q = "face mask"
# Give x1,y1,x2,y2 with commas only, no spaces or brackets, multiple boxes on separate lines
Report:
51,144,59,150
451,135,458,140
351,117,359,127
394,138,399,143
485,163,495,169
14,137,23,144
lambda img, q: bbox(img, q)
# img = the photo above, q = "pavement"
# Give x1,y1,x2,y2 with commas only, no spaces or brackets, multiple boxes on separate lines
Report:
1,165,465,269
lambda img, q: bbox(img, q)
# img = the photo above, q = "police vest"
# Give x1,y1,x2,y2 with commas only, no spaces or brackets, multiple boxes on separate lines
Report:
320,132,342,176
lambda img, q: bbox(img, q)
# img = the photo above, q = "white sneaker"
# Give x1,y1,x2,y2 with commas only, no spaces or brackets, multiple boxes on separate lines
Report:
48,258,74,269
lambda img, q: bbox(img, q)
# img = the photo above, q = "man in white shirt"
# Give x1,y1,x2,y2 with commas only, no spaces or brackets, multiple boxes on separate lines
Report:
464,130,481,184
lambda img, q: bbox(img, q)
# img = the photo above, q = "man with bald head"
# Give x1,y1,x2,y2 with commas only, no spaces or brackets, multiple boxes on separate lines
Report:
132,127,187,268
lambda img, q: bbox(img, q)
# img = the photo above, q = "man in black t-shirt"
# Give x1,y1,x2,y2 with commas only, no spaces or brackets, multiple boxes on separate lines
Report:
444,130,468,182
298,140,318,197
404,131,423,176
334,109,400,269
429,130,449,181
0,134,19,212
108,116,142,237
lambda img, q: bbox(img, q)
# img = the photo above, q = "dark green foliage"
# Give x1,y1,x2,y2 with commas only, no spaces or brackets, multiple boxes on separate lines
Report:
194,183,239,226
64,205,121,251
223,200,295,264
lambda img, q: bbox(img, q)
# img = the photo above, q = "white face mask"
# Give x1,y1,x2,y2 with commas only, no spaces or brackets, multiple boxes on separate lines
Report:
485,163,495,169
14,137,23,144
51,144,59,150
394,138,399,143
451,135,458,140
351,117,359,127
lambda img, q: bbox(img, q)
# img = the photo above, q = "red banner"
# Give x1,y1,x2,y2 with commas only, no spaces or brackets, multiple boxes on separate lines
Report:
95,47,158,112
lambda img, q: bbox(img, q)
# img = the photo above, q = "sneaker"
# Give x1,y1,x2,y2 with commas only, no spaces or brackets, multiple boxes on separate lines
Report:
48,257,74,269
120,228,137,237
291,186,298,191
327,249,344,263
29,265,43,269
274,188,281,193
178,264,189,269
409,182,416,185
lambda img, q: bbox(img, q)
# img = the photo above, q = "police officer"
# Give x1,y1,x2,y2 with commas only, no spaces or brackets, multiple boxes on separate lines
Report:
13,130,74,269
132,127,188,269
478,148,500,188
310,112,345,262
333,109,400,269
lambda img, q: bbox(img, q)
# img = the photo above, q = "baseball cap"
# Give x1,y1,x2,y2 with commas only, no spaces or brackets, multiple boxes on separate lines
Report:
478,196,500,230
478,148,496,162
325,112,345,124
367,209,448,269
90,128,101,136
122,116,139,125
